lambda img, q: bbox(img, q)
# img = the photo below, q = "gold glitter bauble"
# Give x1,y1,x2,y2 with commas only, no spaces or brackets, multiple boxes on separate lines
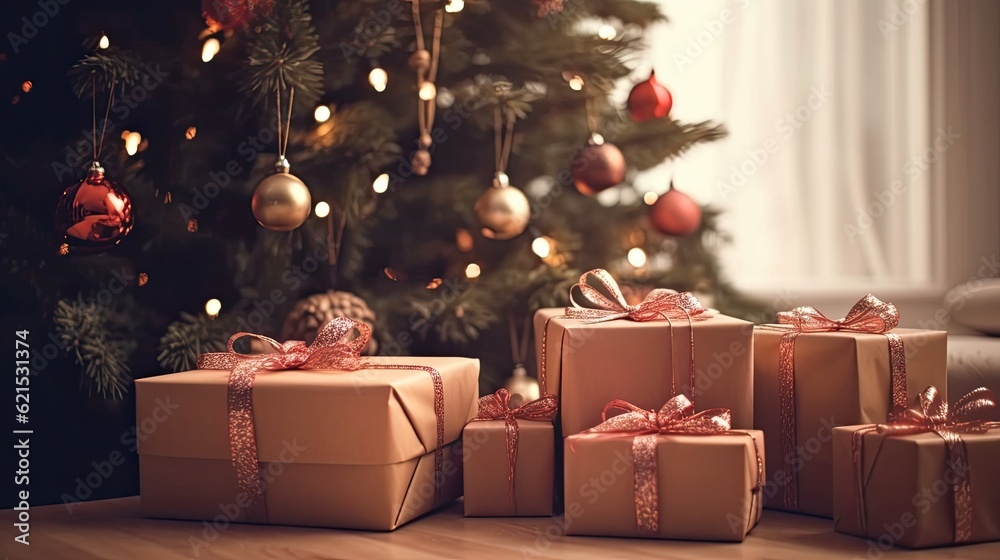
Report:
251,157,311,231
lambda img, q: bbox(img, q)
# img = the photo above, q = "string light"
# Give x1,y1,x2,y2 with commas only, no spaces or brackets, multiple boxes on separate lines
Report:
314,104,331,123
643,192,659,205
372,173,390,193
531,236,552,259
21,81,32,93
202,38,220,63
568,75,584,91
598,25,617,40
205,298,222,317
426,278,443,289
99,34,110,49
369,67,388,92
445,0,465,12
124,131,141,156
185,126,197,140
627,247,647,268
418,81,437,101
465,263,481,279
314,201,331,218
456,229,474,252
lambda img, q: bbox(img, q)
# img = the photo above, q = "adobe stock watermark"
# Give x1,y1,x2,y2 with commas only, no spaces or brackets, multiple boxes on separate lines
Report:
673,0,757,71
7,0,71,54
878,0,928,41
188,439,306,557
51,64,170,182
843,126,960,243
61,395,180,513
717,84,833,200
855,456,968,559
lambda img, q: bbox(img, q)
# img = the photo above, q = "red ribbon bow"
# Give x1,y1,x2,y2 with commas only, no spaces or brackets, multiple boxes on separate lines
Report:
471,389,558,510
582,395,762,534
771,294,907,511
853,386,1000,543
565,268,708,323
197,317,446,522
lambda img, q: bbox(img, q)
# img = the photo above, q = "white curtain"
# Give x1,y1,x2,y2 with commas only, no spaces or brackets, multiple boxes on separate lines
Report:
636,0,932,292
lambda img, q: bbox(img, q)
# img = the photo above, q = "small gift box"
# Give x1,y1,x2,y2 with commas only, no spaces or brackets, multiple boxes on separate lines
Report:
463,389,558,517
563,395,764,541
833,387,1000,549
136,318,479,531
753,295,947,517
535,269,754,437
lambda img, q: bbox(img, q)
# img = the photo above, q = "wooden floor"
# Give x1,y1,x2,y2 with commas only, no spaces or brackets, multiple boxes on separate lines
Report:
3,497,998,559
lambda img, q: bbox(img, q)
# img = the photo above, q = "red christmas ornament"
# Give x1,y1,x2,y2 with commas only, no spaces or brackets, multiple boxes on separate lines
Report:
571,134,627,195
202,0,274,30
627,70,673,122
650,181,701,236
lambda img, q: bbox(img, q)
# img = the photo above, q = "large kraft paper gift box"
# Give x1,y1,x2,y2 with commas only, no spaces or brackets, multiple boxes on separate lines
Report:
563,396,764,541
463,390,557,516
534,269,753,437
136,318,479,531
754,295,947,518
832,387,1000,548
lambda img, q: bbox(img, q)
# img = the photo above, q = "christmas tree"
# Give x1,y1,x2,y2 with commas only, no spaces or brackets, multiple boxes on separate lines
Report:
1,0,762,402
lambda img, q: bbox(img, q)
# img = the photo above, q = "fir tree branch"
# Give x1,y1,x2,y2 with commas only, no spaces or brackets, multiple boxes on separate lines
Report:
157,312,237,373
240,0,324,106
54,298,132,400
68,48,146,98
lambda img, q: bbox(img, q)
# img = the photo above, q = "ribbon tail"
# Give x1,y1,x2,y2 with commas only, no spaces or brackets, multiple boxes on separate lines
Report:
633,434,659,533
227,359,268,521
778,331,799,510
504,416,519,512
941,432,973,542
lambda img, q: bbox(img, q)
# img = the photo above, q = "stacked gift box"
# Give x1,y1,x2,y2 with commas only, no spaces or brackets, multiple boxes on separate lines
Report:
136,268,1000,550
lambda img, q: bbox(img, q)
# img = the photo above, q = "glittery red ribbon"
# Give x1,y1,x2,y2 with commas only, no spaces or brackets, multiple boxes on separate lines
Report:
197,317,446,522
470,389,558,511
584,394,762,534
852,386,1000,543
774,294,906,510
545,269,709,402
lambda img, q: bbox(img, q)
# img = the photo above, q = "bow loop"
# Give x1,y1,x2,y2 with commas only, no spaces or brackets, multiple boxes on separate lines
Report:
565,268,708,323
587,394,731,435
778,294,899,334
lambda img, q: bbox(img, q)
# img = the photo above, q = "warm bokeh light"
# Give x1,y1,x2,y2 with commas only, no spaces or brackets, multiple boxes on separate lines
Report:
202,38,220,63
314,104,331,123
643,192,659,205
445,0,465,13
627,247,647,268
568,75,584,91
369,67,388,92
185,126,197,140
314,201,330,218
465,263,481,279
426,278,443,289
21,81,32,93
418,81,437,101
205,298,222,317
456,228,474,252
373,173,390,193
125,132,141,156
99,34,110,49
532,236,552,259
598,25,617,40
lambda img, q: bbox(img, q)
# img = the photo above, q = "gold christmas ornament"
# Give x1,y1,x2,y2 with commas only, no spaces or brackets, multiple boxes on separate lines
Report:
251,156,312,231
502,364,541,409
475,172,530,240
281,290,378,355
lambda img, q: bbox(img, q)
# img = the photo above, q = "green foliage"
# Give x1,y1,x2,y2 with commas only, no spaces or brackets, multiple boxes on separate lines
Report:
68,48,146,98
158,313,237,373
53,298,133,400
240,0,324,106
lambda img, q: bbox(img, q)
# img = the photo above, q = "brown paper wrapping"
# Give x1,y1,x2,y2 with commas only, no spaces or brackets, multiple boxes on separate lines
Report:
833,425,1000,548
753,327,947,518
535,309,754,436
563,431,764,541
135,356,479,530
462,420,554,516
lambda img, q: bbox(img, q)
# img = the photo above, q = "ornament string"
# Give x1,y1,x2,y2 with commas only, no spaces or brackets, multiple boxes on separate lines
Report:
91,73,119,162
412,0,445,147
494,105,516,175
274,85,295,160
507,310,531,367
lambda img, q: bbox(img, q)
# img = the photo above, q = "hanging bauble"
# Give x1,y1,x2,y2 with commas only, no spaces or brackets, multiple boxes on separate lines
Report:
627,70,673,122
474,172,531,240
650,181,702,236
202,0,274,30
281,290,378,355
502,364,541,409
54,161,134,254
571,134,627,195
251,156,312,231
411,149,432,176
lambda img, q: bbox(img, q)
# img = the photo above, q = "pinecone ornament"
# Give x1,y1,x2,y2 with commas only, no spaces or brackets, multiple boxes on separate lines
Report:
280,291,378,355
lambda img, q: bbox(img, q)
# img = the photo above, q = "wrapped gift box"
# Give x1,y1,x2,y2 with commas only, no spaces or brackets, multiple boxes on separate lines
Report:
754,324,946,517
564,430,764,541
833,424,1000,548
534,309,754,436
136,356,479,531
463,420,554,516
